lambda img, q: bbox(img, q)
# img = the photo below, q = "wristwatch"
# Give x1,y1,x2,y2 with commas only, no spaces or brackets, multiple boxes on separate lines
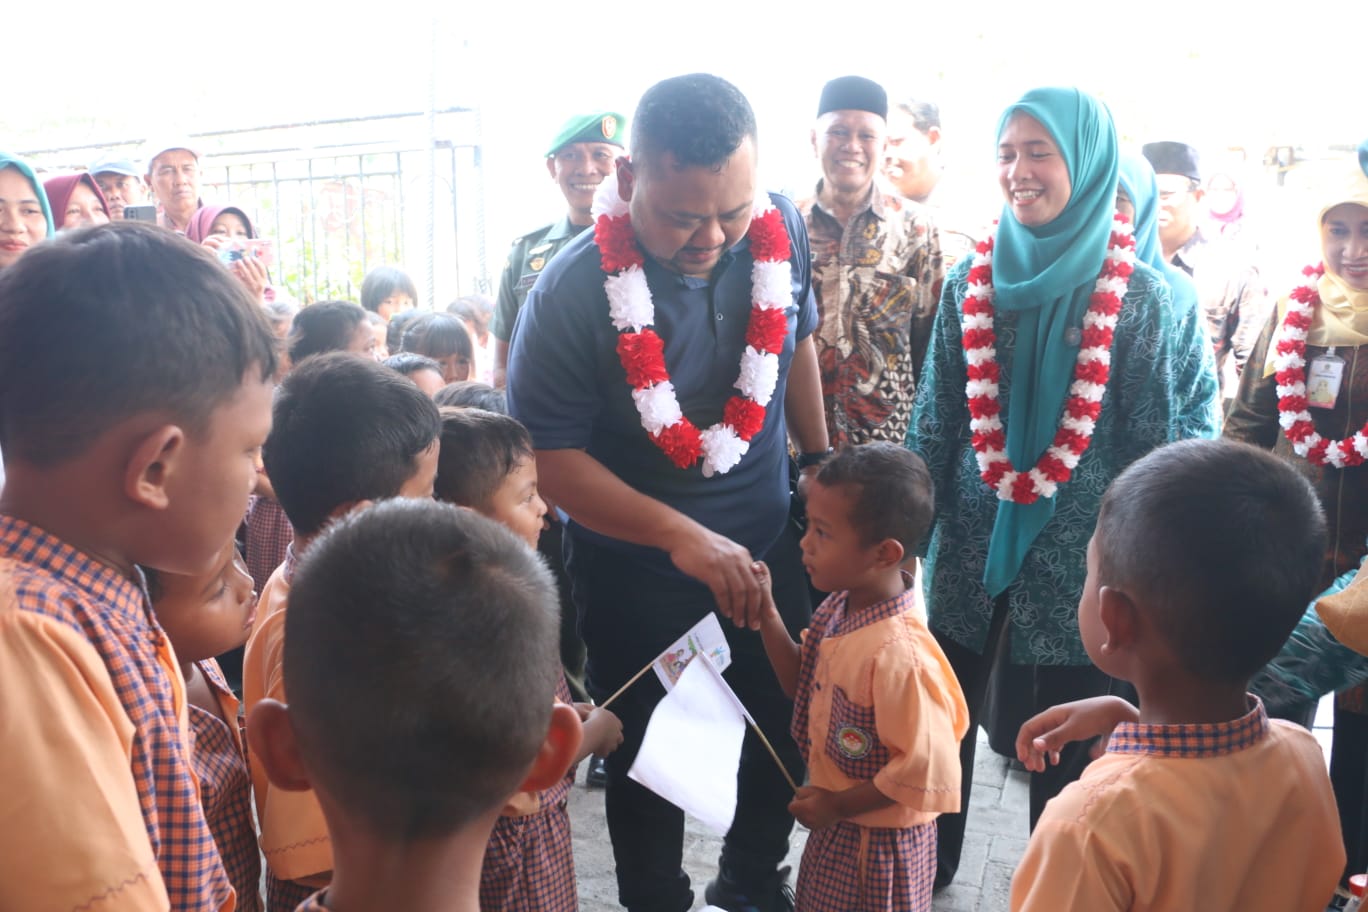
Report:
796,448,833,470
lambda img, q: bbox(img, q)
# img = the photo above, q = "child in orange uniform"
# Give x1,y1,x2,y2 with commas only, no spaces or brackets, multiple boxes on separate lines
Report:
434,406,622,911
752,443,968,911
1012,439,1344,911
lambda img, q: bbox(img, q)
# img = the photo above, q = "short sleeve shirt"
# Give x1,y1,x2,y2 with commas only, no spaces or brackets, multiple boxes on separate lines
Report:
506,193,818,568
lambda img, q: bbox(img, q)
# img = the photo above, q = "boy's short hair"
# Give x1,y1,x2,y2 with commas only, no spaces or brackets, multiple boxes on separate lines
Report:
434,407,532,510
360,265,418,314
285,498,560,840
815,442,934,552
0,222,277,465
401,312,473,361
386,308,424,356
287,300,367,364
1096,438,1327,683
263,352,440,537
433,381,506,414
384,352,442,379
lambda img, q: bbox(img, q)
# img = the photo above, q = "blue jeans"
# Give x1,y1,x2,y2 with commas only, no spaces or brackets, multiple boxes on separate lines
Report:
567,524,810,912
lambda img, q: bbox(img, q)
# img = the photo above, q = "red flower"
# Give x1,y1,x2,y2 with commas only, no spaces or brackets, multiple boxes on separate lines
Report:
972,428,1006,452
1275,370,1300,386
982,460,1009,489
1287,420,1317,443
963,328,996,351
1340,440,1366,467
1278,395,1309,413
1275,338,1302,356
1285,310,1312,331
596,215,644,273
963,295,994,316
616,330,669,388
1113,212,1131,225
1065,397,1102,421
723,397,766,441
975,239,993,256
1100,259,1134,280
1074,359,1109,385
1081,326,1113,350
655,420,703,469
1053,428,1089,453
1011,473,1039,504
1307,438,1331,465
967,396,1001,419
1038,453,1071,483
748,210,791,262
967,361,1001,382
746,307,788,353
1089,291,1122,315
968,265,993,286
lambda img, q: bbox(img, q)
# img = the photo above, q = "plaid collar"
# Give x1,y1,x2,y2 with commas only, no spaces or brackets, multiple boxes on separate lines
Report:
1108,695,1270,759
0,513,149,625
829,571,916,636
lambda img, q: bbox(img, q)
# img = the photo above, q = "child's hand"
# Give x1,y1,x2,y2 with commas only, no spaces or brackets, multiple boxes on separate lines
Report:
747,560,780,627
788,785,842,830
585,706,623,758
233,255,269,302
1015,696,1138,773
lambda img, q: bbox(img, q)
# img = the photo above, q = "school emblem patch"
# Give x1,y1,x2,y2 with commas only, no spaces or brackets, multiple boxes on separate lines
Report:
602,115,619,140
837,726,872,759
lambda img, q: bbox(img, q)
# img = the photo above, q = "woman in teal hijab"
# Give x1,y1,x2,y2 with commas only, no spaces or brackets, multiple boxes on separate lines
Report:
907,87,1218,887
0,152,54,270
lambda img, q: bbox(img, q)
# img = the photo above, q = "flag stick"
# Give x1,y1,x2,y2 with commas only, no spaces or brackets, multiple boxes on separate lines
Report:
599,658,656,710
746,717,799,793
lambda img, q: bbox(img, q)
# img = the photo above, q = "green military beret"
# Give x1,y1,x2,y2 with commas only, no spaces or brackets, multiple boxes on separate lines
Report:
546,112,626,157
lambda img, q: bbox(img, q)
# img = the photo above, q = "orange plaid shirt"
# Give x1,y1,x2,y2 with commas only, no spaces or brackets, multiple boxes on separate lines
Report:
0,514,233,911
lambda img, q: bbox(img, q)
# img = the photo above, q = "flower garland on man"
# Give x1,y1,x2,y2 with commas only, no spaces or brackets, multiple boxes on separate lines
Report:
505,74,829,912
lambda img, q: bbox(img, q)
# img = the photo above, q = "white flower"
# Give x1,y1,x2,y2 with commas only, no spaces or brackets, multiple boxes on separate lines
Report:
996,471,1020,500
735,348,780,406
605,267,654,332
591,172,630,220
961,312,994,331
632,383,683,434
964,346,996,366
751,261,792,309
1078,347,1111,367
1354,435,1368,459
751,190,775,218
700,425,749,477
1060,415,1096,437
1047,445,1081,468
1028,468,1057,499
966,379,999,398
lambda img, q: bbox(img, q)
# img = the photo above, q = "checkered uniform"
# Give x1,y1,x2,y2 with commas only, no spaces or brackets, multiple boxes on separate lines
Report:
191,658,263,912
791,580,969,912
479,675,579,912
0,515,233,911
245,495,293,594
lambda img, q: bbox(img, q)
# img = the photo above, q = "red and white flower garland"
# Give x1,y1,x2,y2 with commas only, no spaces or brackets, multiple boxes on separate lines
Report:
1272,263,1368,468
590,174,792,476
962,214,1136,504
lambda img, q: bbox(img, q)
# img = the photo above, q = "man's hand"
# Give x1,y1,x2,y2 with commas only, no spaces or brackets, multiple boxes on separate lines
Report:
667,525,762,630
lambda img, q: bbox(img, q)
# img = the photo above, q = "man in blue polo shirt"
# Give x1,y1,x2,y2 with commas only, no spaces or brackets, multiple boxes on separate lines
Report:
507,73,829,912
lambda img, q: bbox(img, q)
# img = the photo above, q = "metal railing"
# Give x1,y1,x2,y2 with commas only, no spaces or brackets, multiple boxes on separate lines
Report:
20,108,487,307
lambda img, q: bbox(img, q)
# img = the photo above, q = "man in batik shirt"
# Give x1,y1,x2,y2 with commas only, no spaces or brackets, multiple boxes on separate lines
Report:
799,76,944,447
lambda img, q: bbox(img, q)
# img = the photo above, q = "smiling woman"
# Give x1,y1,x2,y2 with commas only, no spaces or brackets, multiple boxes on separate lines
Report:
906,86,1218,887
43,173,110,232
0,153,53,270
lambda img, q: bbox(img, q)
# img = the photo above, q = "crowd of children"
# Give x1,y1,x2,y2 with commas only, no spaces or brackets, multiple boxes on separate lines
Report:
2,89,1367,912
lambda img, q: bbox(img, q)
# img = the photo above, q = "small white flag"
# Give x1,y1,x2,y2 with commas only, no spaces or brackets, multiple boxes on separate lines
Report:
652,613,732,690
629,654,746,834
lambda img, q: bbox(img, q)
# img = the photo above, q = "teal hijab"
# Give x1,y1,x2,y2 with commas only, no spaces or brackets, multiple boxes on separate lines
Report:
983,87,1119,597
0,152,55,238
1118,152,1198,316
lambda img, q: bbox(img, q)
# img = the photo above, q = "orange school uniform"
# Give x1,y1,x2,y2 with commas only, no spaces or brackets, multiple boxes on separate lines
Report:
1011,697,1344,912
791,582,969,911
0,515,233,911
244,547,329,911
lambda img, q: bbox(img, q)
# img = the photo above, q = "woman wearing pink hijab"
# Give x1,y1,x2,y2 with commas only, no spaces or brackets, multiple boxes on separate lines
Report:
42,173,110,231
185,203,271,303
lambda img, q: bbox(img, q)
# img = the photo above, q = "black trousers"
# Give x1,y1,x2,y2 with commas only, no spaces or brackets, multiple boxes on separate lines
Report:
567,524,811,912
932,595,1113,887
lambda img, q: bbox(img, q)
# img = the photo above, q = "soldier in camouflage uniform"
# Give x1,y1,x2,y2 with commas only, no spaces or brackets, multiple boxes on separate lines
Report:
492,111,626,387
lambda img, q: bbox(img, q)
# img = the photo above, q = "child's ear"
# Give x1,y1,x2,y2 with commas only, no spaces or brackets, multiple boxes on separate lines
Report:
615,157,635,200
873,538,906,571
1098,586,1139,653
124,424,185,510
518,703,583,794
247,699,313,792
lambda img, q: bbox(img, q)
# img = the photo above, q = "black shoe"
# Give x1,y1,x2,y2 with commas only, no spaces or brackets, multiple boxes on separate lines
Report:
585,756,608,790
703,866,794,912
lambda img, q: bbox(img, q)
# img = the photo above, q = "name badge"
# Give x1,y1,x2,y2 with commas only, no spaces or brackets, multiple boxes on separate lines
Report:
1307,354,1346,410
